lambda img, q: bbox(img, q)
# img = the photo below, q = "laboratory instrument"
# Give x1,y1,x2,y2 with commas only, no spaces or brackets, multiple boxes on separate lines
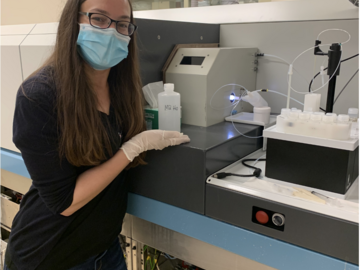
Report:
206,149,358,265
165,47,258,127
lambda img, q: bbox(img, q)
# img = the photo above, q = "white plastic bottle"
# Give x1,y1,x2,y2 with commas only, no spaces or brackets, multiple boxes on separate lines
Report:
253,107,271,125
286,110,301,134
326,112,337,123
320,114,334,139
308,113,322,137
333,114,351,140
297,112,310,136
158,83,181,132
351,119,359,139
348,108,359,122
303,93,321,112
348,108,359,139
276,108,290,132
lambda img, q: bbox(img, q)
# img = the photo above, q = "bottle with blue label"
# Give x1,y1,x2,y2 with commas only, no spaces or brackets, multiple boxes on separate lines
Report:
158,83,181,132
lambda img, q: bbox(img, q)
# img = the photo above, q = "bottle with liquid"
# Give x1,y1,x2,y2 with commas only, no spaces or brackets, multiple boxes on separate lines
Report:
352,119,359,139
158,83,181,132
348,108,359,139
348,108,359,122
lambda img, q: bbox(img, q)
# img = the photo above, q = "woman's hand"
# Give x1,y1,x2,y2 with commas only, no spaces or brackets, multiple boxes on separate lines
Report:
120,130,190,162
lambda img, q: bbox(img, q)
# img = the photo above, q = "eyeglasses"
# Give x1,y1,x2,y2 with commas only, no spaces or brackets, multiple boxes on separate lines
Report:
79,12,138,36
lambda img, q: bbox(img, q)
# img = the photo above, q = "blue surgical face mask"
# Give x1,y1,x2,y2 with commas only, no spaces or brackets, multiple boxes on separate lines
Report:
77,24,131,70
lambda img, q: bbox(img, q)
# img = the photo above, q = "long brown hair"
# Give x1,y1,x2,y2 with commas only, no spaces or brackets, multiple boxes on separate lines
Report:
34,0,146,168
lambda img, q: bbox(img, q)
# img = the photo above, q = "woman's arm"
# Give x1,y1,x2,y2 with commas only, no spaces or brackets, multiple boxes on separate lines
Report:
14,82,189,217
61,149,129,216
61,130,190,216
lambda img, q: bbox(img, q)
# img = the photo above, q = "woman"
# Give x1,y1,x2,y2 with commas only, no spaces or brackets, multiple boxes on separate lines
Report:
4,0,189,269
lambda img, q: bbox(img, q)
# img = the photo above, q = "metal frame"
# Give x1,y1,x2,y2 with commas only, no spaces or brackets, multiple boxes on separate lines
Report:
121,214,276,270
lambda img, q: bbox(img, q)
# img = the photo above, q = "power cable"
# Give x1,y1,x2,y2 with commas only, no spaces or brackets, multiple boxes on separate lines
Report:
333,69,359,105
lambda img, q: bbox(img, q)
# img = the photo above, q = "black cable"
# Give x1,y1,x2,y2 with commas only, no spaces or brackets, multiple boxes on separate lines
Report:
212,159,266,179
309,53,359,92
333,69,359,105
241,159,266,170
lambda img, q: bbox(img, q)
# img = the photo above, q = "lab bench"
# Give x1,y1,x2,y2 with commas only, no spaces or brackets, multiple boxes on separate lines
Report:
1,148,358,270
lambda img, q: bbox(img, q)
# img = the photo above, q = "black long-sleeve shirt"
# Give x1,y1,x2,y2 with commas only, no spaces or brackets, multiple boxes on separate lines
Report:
5,67,129,270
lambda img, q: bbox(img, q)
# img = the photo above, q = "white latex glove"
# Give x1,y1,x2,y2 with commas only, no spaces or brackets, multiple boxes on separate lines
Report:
120,130,190,162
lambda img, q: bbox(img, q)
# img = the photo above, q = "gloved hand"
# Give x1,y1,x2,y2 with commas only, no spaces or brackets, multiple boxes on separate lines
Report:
120,130,190,162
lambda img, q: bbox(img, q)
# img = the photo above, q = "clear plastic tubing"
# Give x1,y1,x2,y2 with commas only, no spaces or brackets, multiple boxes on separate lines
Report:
317,29,351,45
288,43,343,95
287,64,293,109
254,89,304,106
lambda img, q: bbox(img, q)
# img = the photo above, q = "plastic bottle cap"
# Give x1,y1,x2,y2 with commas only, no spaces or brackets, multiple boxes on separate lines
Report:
289,111,300,119
322,115,333,123
164,83,174,92
310,114,322,121
304,108,313,112
281,108,291,116
291,108,298,111
326,113,337,122
338,114,350,122
348,108,359,117
299,113,310,120
314,112,325,116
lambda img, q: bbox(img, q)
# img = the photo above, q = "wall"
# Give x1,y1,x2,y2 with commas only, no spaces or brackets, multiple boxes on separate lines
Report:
220,20,359,114
1,0,66,25
133,0,358,23
1,0,358,26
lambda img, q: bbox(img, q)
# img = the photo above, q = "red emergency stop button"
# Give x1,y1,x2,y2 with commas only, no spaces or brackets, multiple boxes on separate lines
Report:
255,211,269,224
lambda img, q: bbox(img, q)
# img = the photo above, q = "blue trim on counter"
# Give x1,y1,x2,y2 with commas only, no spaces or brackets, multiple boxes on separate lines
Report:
1,148,30,178
1,148,358,270
127,193,358,270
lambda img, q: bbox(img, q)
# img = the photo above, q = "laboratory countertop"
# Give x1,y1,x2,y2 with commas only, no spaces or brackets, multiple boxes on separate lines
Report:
0,148,358,270
180,122,262,150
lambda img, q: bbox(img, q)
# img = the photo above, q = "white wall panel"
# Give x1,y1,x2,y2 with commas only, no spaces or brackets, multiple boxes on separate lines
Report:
20,34,56,80
134,0,358,24
1,36,26,152
220,20,359,114
0,24,35,35
29,23,59,35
